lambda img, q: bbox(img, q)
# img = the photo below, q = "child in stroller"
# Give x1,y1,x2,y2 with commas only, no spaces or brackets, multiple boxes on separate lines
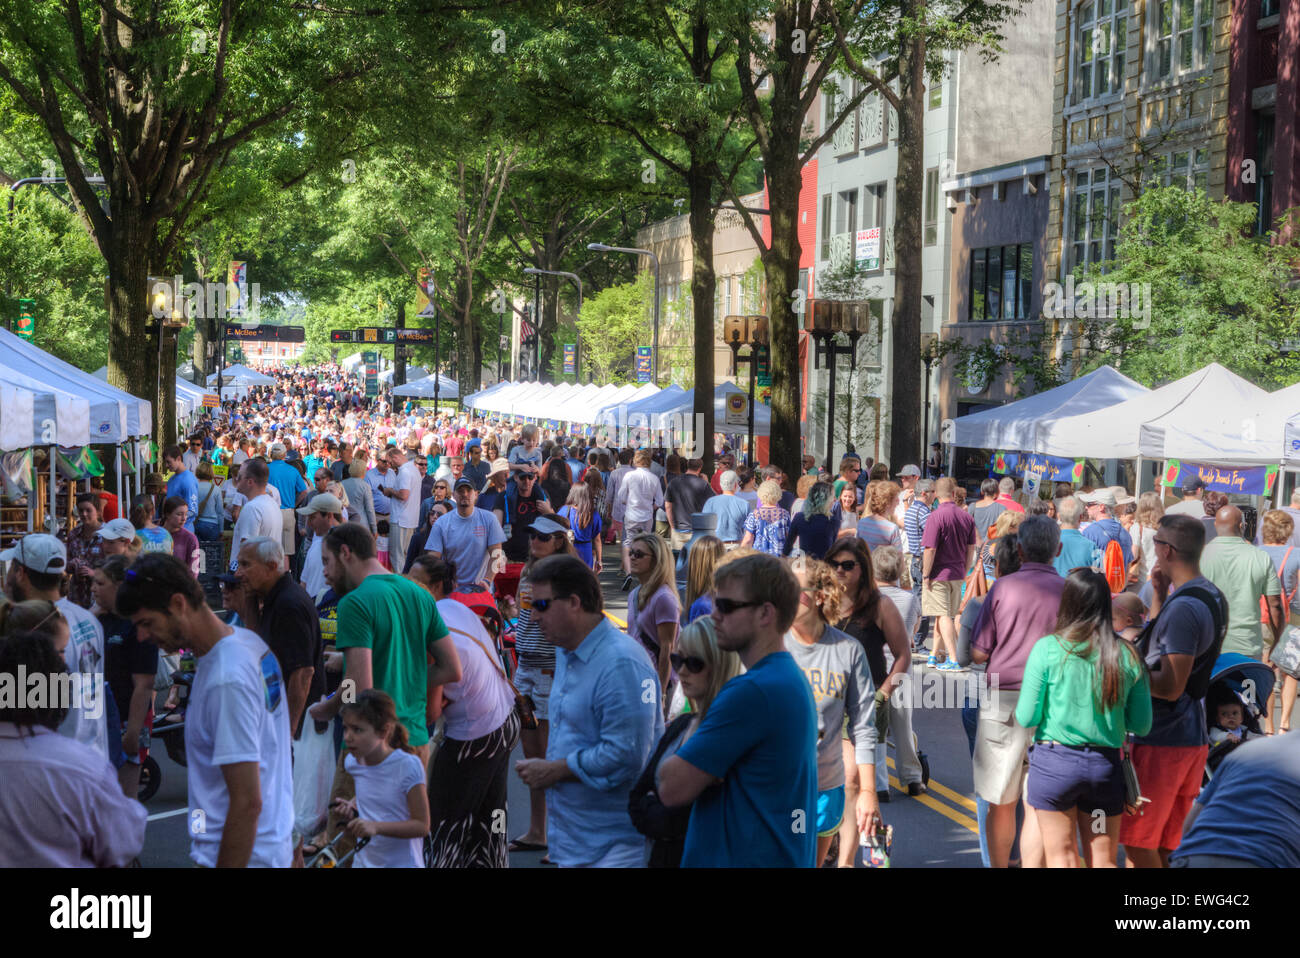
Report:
1204,652,1274,780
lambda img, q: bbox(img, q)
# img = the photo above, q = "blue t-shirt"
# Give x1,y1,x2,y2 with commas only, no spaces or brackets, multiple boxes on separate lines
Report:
267,460,308,509
166,469,199,532
677,650,818,867
1172,733,1300,868
701,494,752,543
426,507,507,591
1135,577,1221,747
1054,528,1097,577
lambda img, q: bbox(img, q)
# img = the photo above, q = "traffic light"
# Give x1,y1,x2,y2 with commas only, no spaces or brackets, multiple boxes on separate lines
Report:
330,329,357,343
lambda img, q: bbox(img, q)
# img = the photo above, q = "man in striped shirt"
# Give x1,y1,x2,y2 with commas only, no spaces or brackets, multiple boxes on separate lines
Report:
904,480,936,654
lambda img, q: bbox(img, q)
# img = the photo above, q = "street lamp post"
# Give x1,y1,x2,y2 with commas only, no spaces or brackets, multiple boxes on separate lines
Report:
587,242,660,384
805,300,870,472
524,267,584,381
920,332,939,465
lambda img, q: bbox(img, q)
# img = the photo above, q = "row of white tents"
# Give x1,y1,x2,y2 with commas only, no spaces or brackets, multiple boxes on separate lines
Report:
461,380,772,436
951,363,1300,499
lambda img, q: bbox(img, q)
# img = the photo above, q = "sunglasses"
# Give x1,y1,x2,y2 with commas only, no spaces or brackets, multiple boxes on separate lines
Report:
518,475,536,482
627,549,651,560
714,596,763,615
670,652,707,674
531,595,570,613
826,559,859,573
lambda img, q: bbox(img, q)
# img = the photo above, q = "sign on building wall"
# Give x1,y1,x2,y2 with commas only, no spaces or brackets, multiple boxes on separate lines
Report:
855,228,880,271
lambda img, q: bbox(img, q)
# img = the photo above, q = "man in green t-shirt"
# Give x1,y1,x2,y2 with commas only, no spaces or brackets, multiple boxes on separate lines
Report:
309,521,461,765
1200,504,1283,661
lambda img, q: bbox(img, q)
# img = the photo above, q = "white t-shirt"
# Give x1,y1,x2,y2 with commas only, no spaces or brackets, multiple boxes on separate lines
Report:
55,598,108,758
223,485,247,522
1164,498,1206,518
619,468,664,524
301,536,326,600
186,626,293,868
435,599,516,741
344,749,426,868
229,493,281,571
392,461,422,529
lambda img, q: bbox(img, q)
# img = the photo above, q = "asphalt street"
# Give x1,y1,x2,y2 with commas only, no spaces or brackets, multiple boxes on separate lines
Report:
140,543,985,868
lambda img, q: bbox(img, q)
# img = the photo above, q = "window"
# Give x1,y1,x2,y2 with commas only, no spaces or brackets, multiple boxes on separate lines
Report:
1155,147,1209,191
928,81,942,110
724,276,732,316
854,183,887,273
1069,167,1121,272
1074,0,1128,103
924,168,939,246
1260,0,1278,16
836,189,858,238
1256,112,1275,234
820,193,832,259
968,244,1035,321
862,90,888,149
1153,0,1213,80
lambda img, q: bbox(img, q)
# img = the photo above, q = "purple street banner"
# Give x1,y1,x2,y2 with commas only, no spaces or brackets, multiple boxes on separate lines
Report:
1162,459,1279,497
636,346,651,384
991,451,1085,483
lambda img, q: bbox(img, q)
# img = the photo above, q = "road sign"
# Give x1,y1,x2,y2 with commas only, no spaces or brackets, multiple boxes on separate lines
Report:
636,346,651,384
16,299,34,341
330,327,430,345
755,346,771,387
724,391,748,426
563,343,576,375
362,351,378,363
364,360,379,397
224,324,305,343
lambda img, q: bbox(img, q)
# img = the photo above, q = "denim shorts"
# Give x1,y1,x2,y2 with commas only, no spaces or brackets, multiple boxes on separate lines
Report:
1026,741,1125,817
816,786,846,837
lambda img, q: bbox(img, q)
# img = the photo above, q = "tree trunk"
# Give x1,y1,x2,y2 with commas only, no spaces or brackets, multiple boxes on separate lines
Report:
104,205,174,449
889,1,926,471
395,301,406,386
454,268,482,395
687,159,717,473
762,152,804,473
542,273,561,380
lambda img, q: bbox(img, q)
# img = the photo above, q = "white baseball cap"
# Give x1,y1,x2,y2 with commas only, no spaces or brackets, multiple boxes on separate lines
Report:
897,464,922,478
0,534,67,574
98,519,137,541
1078,488,1118,508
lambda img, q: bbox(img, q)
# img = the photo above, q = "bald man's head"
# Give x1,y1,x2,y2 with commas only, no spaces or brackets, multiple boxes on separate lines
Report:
1291,489,1300,508
1214,504,1243,536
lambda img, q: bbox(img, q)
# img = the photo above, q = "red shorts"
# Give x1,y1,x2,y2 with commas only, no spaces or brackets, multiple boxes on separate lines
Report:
1118,744,1207,851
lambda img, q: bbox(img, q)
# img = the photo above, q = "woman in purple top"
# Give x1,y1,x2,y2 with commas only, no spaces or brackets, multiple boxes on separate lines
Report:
740,480,791,556
162,496,200,576
627,532,682,716
856,481,903,551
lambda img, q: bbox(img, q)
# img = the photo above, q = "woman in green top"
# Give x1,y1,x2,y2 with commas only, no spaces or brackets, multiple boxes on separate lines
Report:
1015,569,1152,868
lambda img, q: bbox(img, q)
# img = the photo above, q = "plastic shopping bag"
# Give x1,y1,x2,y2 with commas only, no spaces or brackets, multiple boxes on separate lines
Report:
293,711,335,839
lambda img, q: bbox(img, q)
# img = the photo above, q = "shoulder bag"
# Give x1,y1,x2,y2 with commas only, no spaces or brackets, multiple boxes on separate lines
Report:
445,625,539,730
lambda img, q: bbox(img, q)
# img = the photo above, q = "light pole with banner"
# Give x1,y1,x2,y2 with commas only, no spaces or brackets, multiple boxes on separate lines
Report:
523,267,584,382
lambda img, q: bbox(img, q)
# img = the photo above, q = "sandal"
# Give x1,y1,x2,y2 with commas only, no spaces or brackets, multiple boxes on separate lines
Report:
508,838,547,852
540,854,556,865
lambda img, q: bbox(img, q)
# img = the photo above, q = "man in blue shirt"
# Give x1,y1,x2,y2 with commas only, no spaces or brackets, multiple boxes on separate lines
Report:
700,470,752,543
566,445,586,483
1053,495,1097,575
658,552,818,867
266,442,308,507
515,555,663,867
163,444,199,533
1078,487,1133,565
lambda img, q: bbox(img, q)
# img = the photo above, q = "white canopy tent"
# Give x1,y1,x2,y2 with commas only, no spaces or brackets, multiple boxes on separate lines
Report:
951,365,1148,452
340,352,366,373
529,383,580,420
543,383,603,422
390,373,461,400
208,364,274,387
1154,381,1300,467
95,367,213,423
0,371,91,450
574,383,659,424
0,328,144,442
1035,364,1271,460
463,379,514,410
379,365,429,386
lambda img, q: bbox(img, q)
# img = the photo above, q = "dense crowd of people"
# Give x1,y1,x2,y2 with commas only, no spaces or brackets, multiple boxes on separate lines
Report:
1,361,1296,870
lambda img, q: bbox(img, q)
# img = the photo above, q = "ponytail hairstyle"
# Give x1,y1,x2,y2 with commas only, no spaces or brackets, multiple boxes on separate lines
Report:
339,688,413,753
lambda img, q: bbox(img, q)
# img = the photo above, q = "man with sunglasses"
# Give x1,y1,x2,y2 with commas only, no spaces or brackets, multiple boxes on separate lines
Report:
427,478,507,593
515,555,662,867
657,553,818,867
498,469,555,565
1120,514,1228,868
832,457,863,506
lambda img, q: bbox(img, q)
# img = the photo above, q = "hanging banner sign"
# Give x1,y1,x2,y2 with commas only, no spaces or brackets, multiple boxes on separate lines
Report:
563,344,576,375
1162,459,1279,497
636,347,651,384
991,451,1085,483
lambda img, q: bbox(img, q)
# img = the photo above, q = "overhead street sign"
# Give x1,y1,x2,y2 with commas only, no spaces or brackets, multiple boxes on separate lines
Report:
330,327,435,344
224,324,305,343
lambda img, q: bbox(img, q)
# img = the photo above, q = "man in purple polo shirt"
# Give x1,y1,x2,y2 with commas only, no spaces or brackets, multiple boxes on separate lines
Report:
921,477,977,672
971,515,1065,868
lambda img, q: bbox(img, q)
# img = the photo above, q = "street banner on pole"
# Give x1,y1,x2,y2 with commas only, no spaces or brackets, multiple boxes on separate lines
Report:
16,299,34,341
636,347,651,384
417,267,437,318
563,343,575,375
226,261,248,318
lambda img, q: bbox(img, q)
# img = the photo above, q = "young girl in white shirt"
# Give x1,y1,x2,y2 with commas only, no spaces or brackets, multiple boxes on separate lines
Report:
333,690,429,868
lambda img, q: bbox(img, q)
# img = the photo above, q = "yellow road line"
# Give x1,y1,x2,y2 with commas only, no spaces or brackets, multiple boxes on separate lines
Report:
605,611,626,628
888,774,978,833
886,757,977,813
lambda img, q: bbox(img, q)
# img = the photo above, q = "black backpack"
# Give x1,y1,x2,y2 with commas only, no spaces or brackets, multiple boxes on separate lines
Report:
1136,583,1228,702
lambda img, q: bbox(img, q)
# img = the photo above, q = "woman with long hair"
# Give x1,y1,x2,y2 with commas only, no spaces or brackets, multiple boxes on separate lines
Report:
855,481,903,550
406,555,520,868
1015,569,1151,867
830,483,860,539
628,616,743,867
193,461,224,543
1129,492,1164,588
785,556,879,867
558,482,603,571
824,537,918,863
627,532,682,708
784,481,838,559
541,456,572,512
130,494,173,556
683,535,725,622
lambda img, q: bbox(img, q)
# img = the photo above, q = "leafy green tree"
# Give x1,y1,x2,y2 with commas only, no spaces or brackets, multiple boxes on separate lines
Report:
575,273,654,384
1072,187,1300,387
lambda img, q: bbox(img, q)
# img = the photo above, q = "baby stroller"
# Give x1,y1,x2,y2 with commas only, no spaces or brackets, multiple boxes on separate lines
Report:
1203,652,1274,782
